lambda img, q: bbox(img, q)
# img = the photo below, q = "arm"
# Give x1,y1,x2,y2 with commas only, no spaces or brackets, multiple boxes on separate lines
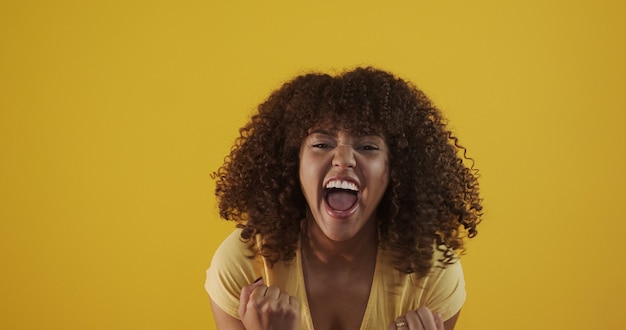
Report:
211,299,245,330
424,256,466,329
387,308,460,330
443,310,460,330
211,278,299,330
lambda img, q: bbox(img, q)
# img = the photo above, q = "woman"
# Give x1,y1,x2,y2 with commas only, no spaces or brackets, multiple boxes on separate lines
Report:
205,67,482,329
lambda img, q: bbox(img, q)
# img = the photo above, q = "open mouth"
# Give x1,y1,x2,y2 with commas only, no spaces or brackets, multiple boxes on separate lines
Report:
324,179,359,212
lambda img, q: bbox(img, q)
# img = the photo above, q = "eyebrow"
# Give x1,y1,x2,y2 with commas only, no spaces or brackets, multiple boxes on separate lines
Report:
308,128,338,136
308,128,385,141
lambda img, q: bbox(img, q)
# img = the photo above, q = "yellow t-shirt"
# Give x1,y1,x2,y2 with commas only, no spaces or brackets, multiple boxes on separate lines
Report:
205,229,466,329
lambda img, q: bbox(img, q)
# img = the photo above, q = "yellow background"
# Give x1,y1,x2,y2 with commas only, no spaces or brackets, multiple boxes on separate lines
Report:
1,1,625,329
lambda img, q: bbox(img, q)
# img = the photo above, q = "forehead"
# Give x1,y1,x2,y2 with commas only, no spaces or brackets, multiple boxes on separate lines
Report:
306,120,384,137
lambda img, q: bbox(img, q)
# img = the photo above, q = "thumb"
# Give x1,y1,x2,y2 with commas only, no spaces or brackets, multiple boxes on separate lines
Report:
238,276,264,318
434,312,444,330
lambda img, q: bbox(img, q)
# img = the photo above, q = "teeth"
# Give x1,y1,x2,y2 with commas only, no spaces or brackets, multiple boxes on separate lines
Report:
325,180,358,191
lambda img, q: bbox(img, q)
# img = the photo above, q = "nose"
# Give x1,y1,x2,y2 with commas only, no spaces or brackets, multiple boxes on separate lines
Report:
332,144,356,168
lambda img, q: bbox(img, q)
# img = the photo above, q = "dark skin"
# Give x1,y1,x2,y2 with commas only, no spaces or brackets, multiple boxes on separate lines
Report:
211,129,462,329
211,302,459,330
210,214,461,330
300,210,379,330
300,216,461,330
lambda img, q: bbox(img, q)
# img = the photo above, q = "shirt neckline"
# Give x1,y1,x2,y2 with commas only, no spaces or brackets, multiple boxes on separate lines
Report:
295,239,382,330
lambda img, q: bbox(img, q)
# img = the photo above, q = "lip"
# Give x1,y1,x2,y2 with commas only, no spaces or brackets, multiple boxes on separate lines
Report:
322,175,361,219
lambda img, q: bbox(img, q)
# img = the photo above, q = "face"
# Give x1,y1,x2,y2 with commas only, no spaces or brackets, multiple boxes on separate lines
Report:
299,128,390,242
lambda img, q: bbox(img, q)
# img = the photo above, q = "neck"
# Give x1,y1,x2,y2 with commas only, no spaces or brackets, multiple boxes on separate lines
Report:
301,217,378,268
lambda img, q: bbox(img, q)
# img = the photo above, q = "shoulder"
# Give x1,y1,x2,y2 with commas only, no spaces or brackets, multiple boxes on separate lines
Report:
418,246,466,321
427,246,465,284
208,229,258,278
205,229,261,318
214,228,253,257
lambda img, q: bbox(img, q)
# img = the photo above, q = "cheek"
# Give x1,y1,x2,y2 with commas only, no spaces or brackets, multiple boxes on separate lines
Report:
298,157,320,196
371,157,390,178
373,159,390,192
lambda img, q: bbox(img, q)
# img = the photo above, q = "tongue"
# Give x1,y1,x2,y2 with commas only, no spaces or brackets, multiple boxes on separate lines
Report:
327,190,357,211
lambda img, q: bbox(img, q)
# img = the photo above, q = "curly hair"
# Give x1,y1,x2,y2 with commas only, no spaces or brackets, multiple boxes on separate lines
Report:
215,67,482,278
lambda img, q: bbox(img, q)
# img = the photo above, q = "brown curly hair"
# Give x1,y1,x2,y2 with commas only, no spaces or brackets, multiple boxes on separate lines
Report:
215,67,482,278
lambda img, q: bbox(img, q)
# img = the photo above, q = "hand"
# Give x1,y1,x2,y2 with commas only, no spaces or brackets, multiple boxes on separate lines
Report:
387,306,444,330
238,277,300,330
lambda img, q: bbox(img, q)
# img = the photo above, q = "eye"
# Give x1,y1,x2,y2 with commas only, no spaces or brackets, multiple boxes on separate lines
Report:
359,144,379,151
312,143,331,149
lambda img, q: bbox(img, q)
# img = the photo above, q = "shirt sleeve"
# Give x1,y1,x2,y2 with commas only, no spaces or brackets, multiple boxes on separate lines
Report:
423,259,466,321
205,229,260,319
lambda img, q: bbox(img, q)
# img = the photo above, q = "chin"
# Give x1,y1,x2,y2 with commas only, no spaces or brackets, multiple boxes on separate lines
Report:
320,215,372,240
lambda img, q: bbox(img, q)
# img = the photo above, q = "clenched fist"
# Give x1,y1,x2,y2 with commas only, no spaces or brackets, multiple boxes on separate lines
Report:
387,306,444,330
238,277,300,330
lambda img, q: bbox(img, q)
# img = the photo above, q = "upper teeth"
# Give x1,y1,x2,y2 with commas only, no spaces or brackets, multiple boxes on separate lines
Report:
325,180,358,191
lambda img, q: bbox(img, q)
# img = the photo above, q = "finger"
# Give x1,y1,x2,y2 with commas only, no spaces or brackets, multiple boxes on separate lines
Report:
416,306,438,329
274,290,292,313
264,286,281,300
240,277,264,302
405,310,425,330
434,312,444,330
393,317,410,330
238,277,264,318
276,293,300,323
248,283,269,305
288,295,299,308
